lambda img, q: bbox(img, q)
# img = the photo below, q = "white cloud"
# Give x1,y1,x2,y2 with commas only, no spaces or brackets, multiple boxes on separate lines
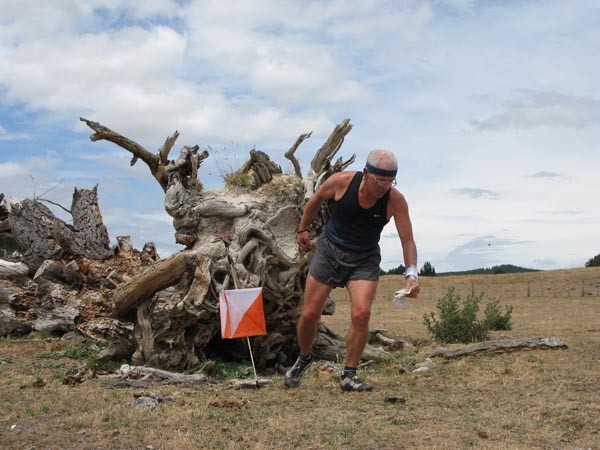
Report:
92,0,182,19
525,171,563,180
0,26,187,110
327,1,434,43
450,188,501,199
470,91,600,131
0,3,341,147
0,161,28,179
182,1,374,108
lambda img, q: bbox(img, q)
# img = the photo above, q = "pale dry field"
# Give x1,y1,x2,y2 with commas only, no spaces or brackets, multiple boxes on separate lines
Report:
1,267,599,450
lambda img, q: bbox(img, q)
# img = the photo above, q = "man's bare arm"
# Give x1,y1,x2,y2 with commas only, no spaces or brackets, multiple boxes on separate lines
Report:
390,190,420,296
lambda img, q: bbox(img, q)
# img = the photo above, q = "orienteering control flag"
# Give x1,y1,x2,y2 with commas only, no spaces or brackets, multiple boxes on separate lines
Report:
219,287,267,339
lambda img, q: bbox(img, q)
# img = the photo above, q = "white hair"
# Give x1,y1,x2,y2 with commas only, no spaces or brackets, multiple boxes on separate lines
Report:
366,149,397,169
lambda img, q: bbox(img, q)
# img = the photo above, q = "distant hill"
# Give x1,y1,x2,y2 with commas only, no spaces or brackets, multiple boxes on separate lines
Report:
381,263,540,277
436,264,539,276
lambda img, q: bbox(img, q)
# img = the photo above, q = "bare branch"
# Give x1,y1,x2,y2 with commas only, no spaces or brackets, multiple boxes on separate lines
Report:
38,198,71,214
284,131,312,179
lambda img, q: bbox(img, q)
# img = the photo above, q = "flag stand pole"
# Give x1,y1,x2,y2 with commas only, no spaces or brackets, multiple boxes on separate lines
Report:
227,248,260,388
246,337,259,385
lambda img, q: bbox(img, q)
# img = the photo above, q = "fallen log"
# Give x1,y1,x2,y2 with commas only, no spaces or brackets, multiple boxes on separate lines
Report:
368,329,412,350
226,378,272,390
111,250,203,318
0,259,29,279
119,364,207,384
33,260,80,287
430,337,568,359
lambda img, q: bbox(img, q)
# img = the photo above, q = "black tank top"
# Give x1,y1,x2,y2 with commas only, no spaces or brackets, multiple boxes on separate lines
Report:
325,172,390,251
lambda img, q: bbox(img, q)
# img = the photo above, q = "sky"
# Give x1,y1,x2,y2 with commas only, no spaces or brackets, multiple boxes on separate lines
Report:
0,0,598,273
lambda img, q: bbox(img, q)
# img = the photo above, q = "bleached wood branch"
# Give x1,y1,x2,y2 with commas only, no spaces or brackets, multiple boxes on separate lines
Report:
119,364,207,384
0,259,29,278
430,337,568,359
284,131,312,178
111,250,205,318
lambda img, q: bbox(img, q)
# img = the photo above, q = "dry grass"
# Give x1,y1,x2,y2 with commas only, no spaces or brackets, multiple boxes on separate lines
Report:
1,268,599,449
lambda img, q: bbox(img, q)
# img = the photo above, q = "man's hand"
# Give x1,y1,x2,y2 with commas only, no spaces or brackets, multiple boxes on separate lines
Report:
297,230,312,252
404,278,420,298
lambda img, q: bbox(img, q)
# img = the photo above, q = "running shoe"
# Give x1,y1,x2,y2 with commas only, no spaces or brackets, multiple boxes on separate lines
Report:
284,355,313,388
340,374,373,392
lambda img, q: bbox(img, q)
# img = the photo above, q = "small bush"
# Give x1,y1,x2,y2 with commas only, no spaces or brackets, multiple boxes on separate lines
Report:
483,298,513,331
423,288,488,343
423,288,514,343
203,360,251,380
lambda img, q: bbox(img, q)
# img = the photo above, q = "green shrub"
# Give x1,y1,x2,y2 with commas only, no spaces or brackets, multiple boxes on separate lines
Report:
423,288,488,343
424,289,514,343
203,360,251,380
483,298,513,331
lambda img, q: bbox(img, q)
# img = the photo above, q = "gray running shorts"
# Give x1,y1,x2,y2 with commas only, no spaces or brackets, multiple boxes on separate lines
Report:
308,235,381,288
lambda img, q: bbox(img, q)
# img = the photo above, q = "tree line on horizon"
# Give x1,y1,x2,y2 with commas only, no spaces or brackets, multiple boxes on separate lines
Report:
381,253,600,277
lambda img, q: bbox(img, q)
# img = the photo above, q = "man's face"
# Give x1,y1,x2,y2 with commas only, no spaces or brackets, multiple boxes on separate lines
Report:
365,170,396,197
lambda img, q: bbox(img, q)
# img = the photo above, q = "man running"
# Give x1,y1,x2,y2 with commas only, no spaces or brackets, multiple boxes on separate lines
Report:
285,149,420,392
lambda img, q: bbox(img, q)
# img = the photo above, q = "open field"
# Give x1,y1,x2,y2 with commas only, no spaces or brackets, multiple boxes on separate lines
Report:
1,267,599,449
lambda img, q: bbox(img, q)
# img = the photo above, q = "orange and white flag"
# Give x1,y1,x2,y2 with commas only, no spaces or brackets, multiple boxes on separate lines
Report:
219,287,267,339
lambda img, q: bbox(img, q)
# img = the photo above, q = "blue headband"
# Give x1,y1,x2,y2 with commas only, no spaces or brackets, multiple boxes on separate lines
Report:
365,162,397,177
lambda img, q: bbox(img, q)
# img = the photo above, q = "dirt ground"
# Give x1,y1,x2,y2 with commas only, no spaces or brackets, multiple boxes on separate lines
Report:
1,267,599,449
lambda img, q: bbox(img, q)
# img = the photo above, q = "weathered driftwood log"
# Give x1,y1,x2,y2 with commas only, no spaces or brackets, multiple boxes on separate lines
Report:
226,378,272,390
7,186,113,271
33,260,81,288
0,259,29,279
111,249,203,318
430,337,568,359
369,329,412,350
0,285,32,336
83,117,386,370
303,118,354,200
119,364,207,384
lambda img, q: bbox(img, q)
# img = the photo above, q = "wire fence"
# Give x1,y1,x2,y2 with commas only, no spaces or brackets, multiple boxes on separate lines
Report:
422,281,600,300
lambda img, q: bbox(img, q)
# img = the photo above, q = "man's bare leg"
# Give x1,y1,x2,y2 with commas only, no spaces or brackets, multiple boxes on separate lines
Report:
345,279,377,366
340,279,378,391
284,274,331,388
297,274,332,355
